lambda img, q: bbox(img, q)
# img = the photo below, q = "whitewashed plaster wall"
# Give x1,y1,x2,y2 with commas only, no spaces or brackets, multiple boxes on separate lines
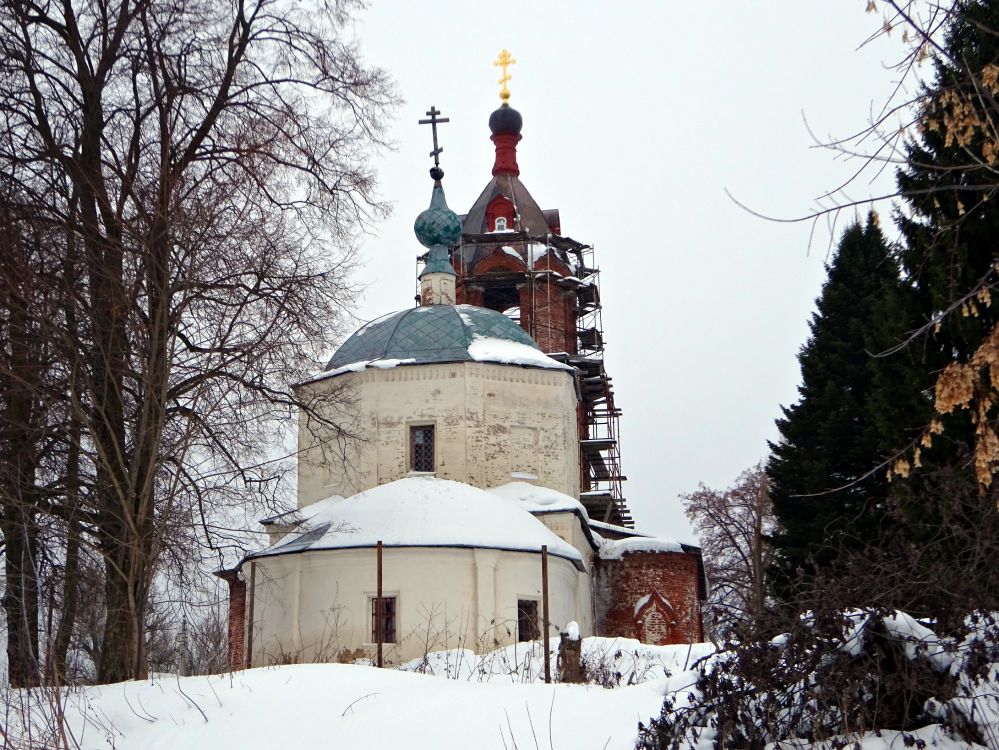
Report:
296,362,580,506
246,545,590,666
535,510,594,564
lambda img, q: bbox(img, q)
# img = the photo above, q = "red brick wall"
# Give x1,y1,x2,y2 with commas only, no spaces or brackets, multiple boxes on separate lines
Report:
486,195,515,232
456,249,579,356
594,551,704,645
533,252,571,278
456,282,483,307
472,249,527,275
219,571,246,671
522,278,575,354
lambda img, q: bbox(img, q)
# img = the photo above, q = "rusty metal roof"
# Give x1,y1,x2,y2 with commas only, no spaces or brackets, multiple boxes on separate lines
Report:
462,173,551,236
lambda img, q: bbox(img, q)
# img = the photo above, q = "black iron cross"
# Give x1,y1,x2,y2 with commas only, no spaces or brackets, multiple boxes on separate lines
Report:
418,106,449,167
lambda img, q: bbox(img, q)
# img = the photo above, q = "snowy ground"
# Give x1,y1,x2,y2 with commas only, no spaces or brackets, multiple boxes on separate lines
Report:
397,635,714,686
3,662,674,749
0,638,702,750
1,636,994,750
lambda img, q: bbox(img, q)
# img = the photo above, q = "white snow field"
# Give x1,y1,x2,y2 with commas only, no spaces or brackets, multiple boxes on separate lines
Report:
2,635,995,749
3,661,673,750
3,638,704,750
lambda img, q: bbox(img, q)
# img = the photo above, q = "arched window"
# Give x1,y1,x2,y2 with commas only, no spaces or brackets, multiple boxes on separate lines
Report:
495,217,507,231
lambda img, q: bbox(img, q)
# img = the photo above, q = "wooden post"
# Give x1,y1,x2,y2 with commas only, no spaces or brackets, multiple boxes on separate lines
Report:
542,544,551,684
558,629,583,683
376,540,383,668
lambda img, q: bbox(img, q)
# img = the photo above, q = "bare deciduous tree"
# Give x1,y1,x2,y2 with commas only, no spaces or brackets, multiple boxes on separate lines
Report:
0,196,49,687
0,0,395,684
681,464,773,637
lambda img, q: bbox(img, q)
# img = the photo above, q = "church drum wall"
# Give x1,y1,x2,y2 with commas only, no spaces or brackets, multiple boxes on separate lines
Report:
296,362,579,505
247,545,589,667
593,551,703,645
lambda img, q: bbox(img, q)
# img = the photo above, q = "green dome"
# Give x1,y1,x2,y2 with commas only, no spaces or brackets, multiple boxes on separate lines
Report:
414,181,462,250
325,305,564,372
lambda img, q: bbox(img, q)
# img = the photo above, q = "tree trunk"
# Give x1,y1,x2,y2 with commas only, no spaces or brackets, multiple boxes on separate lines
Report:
0,238,43,687
51,514,81,684
96,161,174,683
81,153,142,683
50,237,84,685
2,502,40,687
97,501,152,683
749,477,769,620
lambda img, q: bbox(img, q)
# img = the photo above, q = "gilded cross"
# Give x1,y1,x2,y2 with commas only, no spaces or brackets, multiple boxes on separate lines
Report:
418,106,449,168
494,49,516,103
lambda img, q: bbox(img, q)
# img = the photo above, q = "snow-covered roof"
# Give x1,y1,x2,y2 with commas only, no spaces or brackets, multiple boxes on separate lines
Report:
465,336,565,370
488,481,588,516
247,476,584,568
486,481,600,552
307,305,571,383
588,519,652,538
597,536,686,560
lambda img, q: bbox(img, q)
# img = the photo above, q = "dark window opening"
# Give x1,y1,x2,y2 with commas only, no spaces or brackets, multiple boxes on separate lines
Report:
371,596,397,644
482,283,521,315
410,425,435,472
517,599,540,642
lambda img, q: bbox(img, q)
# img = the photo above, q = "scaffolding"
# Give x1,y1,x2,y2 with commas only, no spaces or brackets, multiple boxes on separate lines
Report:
555,240,631,528
427,232,632,528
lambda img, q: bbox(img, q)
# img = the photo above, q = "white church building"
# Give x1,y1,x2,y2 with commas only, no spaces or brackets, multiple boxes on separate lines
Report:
219,74,706,669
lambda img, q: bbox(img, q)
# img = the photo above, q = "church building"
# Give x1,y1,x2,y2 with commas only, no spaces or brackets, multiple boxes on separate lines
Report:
219,54,706,669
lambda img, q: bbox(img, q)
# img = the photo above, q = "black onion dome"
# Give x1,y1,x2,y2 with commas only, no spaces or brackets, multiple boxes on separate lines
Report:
489,104,523,136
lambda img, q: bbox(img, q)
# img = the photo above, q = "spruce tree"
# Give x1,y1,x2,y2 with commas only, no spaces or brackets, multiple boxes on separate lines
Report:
896,0,999,478
886,0,999,619
767,218,930,603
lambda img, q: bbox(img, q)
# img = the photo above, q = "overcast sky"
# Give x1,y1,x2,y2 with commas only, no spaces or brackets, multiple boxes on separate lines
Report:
344,2,914,543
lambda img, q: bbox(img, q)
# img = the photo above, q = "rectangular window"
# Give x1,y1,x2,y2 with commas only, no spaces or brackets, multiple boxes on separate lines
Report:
370,596,397,644
410,425,435,473
517,599,540,642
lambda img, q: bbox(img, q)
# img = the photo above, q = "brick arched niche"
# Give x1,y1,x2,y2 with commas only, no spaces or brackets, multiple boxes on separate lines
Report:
531,250,571,278
462,250,528,322
472,248,527,276
593,551,704,645
634,590,676,645
486,195,515,233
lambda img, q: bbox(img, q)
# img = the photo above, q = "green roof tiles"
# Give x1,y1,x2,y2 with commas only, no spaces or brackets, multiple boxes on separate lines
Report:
414,182,461,251
415,181,460,278
325,305,539,371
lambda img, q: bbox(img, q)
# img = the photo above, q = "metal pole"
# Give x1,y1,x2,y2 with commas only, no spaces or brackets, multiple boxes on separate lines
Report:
376,540,383,668
541,544,551,684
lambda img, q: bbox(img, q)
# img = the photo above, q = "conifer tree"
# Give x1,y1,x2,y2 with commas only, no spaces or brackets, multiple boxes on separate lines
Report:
875,1,999,620
767,218,930,602
895,0,999,488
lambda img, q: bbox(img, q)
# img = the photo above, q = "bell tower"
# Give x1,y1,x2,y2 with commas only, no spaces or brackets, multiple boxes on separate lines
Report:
423,52,633,528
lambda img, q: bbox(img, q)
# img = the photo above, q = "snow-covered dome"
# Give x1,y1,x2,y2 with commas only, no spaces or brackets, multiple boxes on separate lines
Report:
250,476,584,567
324,304,570,374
